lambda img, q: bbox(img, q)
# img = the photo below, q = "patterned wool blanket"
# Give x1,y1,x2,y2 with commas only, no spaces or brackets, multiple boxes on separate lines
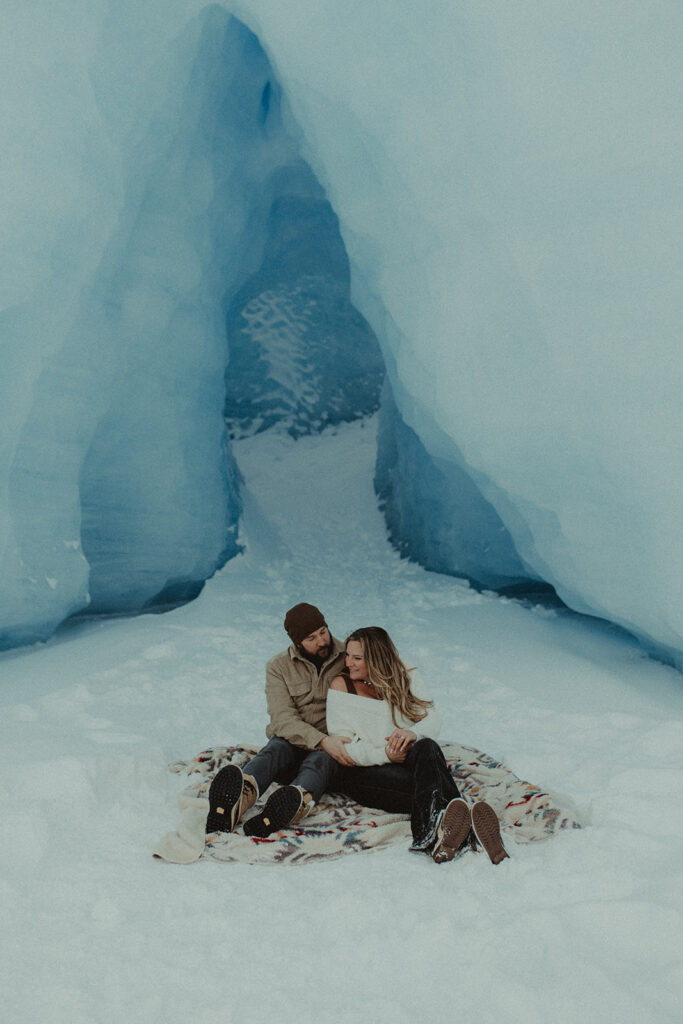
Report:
153,742,582,866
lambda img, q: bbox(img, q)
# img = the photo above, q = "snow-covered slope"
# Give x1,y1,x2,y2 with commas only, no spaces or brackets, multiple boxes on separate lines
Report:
1,420,681,1023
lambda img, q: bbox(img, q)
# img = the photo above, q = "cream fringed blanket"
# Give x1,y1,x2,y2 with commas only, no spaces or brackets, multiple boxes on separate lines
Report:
153,743,582,865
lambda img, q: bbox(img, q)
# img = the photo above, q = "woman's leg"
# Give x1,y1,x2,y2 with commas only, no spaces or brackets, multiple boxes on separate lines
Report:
334,761,414,814
407,737,462,850
335,737,462,850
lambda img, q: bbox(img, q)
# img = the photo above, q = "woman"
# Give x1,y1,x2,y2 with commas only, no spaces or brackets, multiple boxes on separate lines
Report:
327,627,508,865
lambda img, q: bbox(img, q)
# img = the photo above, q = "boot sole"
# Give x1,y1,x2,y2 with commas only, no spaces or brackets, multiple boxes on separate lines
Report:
471,801,509,865
432,798,472,863
206,764,244,834
243,786,303,838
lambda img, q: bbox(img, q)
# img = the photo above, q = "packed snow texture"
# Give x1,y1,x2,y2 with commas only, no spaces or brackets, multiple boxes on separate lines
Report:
2,2,682,664
224,160,384,438
2,420,682,1024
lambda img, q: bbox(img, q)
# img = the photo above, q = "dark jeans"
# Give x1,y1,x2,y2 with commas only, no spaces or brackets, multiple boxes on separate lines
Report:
244,736,337,803
334,737,461,850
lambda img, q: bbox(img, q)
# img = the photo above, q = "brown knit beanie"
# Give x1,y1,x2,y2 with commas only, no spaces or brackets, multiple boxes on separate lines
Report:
284,603,327,645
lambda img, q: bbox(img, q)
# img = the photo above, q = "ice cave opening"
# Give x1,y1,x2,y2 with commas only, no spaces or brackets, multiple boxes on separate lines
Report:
5,4,679,669
216,16,558,600
78,11,387,617
213,15,555,599
1,7,557,652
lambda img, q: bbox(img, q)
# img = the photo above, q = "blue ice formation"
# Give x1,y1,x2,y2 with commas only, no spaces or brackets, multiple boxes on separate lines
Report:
238,2,682,668
2,2,682,668
224,160,384,439
0,9,252,645
0,9,384,650
375,382,536,593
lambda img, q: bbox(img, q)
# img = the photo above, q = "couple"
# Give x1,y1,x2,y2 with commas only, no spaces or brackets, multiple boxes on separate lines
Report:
207,602,508,865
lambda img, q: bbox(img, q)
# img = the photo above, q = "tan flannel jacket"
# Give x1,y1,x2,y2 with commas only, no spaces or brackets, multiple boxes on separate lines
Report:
264,637,346,750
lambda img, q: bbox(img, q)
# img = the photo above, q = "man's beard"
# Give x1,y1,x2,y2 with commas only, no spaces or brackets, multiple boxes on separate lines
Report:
300,644,329,665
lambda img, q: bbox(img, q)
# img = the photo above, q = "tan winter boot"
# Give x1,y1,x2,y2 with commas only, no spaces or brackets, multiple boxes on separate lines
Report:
243,785,313,838
206,764,257,833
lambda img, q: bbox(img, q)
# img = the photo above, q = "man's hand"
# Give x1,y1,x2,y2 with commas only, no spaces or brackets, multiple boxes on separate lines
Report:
320,735,357,766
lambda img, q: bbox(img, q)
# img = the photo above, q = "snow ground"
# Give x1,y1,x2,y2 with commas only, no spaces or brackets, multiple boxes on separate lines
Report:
1,417,682,1024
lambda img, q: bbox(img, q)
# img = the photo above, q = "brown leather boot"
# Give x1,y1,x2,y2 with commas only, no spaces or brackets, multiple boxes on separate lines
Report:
431,798,472,863
471,801,509,864
243,785,312,838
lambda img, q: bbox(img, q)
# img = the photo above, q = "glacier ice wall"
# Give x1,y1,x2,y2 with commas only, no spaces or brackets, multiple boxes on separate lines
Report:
233,0,683,665
375,380,535,592
2,1,682,666
1,7,257,643
1,8,298,645
0,4,384,648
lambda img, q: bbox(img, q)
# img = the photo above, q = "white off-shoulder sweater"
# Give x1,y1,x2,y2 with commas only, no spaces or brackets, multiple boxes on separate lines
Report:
325,670,441,766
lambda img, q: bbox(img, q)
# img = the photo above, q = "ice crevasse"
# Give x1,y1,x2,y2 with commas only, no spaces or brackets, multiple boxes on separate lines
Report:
1,1,681,668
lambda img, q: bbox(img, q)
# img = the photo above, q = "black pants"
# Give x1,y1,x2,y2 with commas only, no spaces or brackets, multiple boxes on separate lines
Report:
334,737,462,850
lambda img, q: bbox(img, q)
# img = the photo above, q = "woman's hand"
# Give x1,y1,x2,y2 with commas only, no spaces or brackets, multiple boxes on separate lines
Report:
385,728,416,762
385,744,408,763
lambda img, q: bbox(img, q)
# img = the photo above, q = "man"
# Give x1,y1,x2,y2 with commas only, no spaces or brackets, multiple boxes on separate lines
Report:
206,602,355,837
207,602,472,862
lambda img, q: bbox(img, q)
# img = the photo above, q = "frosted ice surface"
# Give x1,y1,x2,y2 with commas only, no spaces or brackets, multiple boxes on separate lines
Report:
0,6,383,648
2,1,682,667
375,382,534,592
234,1,683,666
0,10,263,644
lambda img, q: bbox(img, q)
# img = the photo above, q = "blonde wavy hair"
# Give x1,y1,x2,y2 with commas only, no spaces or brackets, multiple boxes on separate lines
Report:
344,626,433,726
